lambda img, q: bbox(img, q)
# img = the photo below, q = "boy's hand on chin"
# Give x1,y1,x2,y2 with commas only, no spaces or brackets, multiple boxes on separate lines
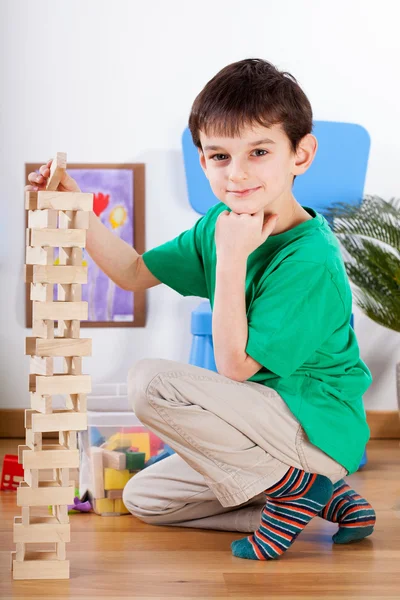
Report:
215,209,279,261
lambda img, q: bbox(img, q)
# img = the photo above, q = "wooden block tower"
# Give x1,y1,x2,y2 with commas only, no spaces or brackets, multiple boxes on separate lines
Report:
11,152,94,580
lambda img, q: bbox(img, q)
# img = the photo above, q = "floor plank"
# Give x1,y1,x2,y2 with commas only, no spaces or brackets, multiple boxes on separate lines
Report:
0,438,399,599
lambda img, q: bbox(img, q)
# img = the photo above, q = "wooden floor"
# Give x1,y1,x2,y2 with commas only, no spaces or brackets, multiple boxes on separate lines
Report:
0,438,399,600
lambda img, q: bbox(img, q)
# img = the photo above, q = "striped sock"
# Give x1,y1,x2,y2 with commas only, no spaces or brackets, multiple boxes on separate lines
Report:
231,466,333,560
319,479,376,544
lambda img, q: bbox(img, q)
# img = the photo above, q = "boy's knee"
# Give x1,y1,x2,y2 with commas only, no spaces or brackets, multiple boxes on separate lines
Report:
122,470,169,525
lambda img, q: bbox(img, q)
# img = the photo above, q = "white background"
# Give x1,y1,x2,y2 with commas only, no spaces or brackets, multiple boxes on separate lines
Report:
0,0,398,410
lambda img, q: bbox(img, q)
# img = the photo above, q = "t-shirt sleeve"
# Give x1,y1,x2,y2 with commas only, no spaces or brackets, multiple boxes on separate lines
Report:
245,260,345,379
141,216,208,298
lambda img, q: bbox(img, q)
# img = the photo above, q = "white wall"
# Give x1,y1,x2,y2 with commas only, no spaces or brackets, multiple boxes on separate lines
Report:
0,0,398,411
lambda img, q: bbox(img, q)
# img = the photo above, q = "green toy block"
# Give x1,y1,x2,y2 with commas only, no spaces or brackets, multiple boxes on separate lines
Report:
125,451,146,471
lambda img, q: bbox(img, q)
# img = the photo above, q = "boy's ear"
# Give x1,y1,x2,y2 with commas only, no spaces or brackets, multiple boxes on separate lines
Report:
198,148,209,179
292,133,318,176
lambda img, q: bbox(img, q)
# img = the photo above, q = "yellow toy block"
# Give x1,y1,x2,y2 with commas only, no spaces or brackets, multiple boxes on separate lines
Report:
94,498,114,514
128,434,150,461
104,468,133,490
104,432,150,461
104,433,135,451
114,498,129,514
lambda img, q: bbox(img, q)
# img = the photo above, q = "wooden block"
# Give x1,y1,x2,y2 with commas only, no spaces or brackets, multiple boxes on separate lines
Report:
25,191,39,210
29,356,53,376
13,515,70,543
102,449,126,470
26,246,48,265
57,320,80,339
57,282,81,303
17,481,75,507
59,430,78,450
30,228,86,248
56,504,69,524
30,282,53,302
30,374,91,395
59,210,90,229
18,444,30,464
33,300,88,321
46,151,67,191
106,489,123,499
104,468,132,490
30,392,52,413
21,446,79,470
67,393,86,412
90,447,105,499
56,541,66,560
58,247,82,266
93,498,114,514
25,428,42,451
12,552,69,580
25,265,88,284
16,542,25,561
30,411,87,433
24,468,39,488
37,190,93,211
28,209,58,229
114,498,129,514
26,337,91,357
32,319,54,339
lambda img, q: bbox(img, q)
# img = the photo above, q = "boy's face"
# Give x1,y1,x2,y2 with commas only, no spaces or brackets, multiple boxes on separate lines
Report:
198,123,316,216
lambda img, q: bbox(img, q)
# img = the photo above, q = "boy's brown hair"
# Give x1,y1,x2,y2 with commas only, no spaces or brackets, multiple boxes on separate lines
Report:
188,58,313,158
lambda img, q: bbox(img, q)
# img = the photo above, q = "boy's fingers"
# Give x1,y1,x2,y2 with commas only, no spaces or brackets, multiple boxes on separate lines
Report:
28,172,40,183
39,165,49,177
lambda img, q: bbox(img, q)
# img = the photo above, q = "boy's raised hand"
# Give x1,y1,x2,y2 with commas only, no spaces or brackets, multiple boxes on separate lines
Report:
215,209,279,260
25,159,81,193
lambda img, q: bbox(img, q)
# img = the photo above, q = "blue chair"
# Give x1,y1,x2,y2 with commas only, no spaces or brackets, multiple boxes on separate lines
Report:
183,121,371,470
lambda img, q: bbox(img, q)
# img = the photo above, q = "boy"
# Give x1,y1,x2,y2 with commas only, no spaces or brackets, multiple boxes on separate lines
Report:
27,58,375,561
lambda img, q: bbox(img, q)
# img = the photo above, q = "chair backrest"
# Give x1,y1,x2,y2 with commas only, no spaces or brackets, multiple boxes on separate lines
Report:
182,121,371,216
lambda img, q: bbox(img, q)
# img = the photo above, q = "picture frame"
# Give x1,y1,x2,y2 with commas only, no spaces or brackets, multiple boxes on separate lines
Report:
25,162,146,328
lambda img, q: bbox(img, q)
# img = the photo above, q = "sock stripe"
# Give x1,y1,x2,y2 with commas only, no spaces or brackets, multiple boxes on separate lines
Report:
231,468,333,561
255,529,286,555
317,479,376,545
339,519,376,528
266,467,297,495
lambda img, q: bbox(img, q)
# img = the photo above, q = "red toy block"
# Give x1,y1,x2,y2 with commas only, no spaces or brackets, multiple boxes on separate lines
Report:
1,454,24,491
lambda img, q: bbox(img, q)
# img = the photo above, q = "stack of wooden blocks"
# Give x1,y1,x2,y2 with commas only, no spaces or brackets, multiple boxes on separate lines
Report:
11,153,93,580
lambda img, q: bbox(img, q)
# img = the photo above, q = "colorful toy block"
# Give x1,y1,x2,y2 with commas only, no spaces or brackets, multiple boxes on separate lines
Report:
1,454,24,491
104,468,132,490
125,451,146,471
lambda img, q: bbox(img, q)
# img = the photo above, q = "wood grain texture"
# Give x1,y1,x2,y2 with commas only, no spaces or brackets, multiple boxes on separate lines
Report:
0,438,399,598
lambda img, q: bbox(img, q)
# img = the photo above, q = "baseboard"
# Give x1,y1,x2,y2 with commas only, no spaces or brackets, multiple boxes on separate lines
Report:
1,408,399,439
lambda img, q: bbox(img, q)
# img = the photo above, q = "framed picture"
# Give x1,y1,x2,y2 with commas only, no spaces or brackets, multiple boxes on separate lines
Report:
25,163,146,328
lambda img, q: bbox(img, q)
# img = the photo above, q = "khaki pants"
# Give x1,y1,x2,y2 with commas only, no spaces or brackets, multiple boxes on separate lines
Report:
123,358,347,532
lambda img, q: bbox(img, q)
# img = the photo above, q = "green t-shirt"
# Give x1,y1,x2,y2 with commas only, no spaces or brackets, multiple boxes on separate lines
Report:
142,202,372,474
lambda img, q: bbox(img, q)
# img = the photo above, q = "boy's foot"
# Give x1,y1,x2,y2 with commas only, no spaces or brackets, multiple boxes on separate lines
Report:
231,466,333,560
319,479,376,544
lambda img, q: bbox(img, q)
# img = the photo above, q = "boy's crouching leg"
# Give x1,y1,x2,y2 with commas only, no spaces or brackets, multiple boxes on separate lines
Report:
122,466,169,525
127,358,167,421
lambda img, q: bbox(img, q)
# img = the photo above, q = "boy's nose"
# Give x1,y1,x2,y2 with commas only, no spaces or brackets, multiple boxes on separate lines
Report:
228,162,248,182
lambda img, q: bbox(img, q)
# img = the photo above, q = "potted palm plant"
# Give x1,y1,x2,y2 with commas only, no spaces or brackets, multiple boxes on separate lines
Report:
325,195,400,414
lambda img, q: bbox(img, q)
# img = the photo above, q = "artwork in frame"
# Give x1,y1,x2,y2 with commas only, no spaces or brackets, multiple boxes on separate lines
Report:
25,163,146,328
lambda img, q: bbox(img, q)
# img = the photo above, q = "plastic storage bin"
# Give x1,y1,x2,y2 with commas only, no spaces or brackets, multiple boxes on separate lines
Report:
78,411,169,516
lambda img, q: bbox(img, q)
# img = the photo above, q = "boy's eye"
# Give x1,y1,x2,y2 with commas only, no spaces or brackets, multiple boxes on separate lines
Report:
209,149,269,161
210,154,228,161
